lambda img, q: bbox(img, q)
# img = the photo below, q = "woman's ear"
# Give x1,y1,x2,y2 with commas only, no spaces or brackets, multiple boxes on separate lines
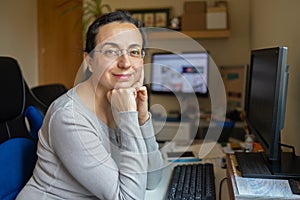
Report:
84,52,94,73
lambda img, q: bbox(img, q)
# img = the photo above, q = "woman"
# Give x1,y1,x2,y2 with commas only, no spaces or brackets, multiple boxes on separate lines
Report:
17,11,163,200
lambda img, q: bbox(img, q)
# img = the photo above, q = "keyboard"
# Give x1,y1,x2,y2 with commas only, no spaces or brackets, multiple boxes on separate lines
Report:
235,152,272,178
166,163,216,200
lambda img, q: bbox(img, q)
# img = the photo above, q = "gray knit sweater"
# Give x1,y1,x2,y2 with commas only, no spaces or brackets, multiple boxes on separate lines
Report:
16,87,163,200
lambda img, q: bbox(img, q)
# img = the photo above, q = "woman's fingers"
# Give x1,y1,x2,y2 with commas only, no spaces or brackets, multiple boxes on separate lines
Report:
107,88,137,112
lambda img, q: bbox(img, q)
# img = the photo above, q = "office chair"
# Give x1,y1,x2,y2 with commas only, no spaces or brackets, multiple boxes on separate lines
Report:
0,57,47,200
31,83,67,108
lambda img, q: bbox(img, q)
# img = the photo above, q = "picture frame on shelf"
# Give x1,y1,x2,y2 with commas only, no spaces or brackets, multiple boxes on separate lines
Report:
131,13,143,22
155,12,168,27
144,13,155,27
118,8,170,28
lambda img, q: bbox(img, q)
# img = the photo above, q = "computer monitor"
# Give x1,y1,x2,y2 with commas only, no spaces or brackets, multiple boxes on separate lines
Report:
246,46,288,161
242,46,300,178
150,52,209,96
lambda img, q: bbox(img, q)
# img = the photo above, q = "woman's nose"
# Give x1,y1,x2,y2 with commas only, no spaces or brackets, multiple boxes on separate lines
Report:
117,53,131,69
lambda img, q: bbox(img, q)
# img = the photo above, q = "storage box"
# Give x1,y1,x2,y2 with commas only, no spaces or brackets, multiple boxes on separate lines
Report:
182,1,207,31
182,13,206,30
206,7,227,29
184,1,206,13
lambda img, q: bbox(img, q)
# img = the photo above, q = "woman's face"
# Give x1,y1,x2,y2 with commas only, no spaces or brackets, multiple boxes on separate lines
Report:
88,22,144,90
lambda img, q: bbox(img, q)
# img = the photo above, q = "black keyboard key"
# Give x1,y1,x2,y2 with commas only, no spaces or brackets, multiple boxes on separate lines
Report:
166,163,216,200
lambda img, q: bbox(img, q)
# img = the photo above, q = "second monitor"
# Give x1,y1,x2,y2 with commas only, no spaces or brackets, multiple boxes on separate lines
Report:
150,52,209,96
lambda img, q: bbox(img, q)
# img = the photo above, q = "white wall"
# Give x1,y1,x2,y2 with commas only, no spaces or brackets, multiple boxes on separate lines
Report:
250,0,300,154
0,0,38,86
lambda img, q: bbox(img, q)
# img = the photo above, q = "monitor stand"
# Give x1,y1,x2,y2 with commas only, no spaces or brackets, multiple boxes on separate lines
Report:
270,152,300,179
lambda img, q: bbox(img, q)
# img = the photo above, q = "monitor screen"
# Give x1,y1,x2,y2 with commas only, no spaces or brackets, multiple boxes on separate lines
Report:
150,52,209,96
246,46,289,161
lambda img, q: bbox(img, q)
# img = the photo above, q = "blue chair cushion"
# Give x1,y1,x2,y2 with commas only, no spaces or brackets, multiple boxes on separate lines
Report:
0,138,37,200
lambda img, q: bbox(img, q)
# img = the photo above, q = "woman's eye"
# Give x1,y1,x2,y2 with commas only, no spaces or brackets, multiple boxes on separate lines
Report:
104,49,118,56
130,49,141,56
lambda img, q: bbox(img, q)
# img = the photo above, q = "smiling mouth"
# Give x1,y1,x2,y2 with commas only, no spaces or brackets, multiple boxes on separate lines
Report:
113,73,133,80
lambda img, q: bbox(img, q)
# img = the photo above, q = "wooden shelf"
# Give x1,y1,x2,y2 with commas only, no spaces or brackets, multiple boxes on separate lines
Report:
148,29,230,40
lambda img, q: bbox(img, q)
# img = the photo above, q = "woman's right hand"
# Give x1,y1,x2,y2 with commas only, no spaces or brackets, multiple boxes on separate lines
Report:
107,87,137,112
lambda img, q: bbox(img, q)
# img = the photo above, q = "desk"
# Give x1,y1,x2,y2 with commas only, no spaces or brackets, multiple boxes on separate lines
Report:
145,140,230,200
226,154,300,200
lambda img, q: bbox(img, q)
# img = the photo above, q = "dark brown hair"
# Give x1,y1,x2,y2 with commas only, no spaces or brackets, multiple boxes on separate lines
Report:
84,10,145,55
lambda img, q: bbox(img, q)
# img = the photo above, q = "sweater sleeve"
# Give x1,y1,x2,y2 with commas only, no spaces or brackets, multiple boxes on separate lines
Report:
140,113,163,190
49,108,148,200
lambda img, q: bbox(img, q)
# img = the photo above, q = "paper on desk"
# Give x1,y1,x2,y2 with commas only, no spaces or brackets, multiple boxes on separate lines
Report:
235,175,298,198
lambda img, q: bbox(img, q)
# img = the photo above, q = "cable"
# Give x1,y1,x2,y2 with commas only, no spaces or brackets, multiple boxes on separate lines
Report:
219,177,228,200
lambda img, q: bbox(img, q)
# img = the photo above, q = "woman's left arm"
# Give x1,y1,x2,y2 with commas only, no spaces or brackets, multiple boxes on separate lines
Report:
135,83,163,189
140,115,163,190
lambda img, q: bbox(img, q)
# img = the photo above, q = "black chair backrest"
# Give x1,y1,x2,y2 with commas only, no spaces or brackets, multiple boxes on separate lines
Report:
0,57,24,122
31,83,67,107
0,57,47,144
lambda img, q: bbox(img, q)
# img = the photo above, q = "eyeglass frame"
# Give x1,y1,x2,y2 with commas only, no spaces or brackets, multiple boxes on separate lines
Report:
94,46,145,59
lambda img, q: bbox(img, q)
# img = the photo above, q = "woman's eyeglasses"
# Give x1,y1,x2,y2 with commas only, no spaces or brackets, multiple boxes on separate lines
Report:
95,47,145,59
